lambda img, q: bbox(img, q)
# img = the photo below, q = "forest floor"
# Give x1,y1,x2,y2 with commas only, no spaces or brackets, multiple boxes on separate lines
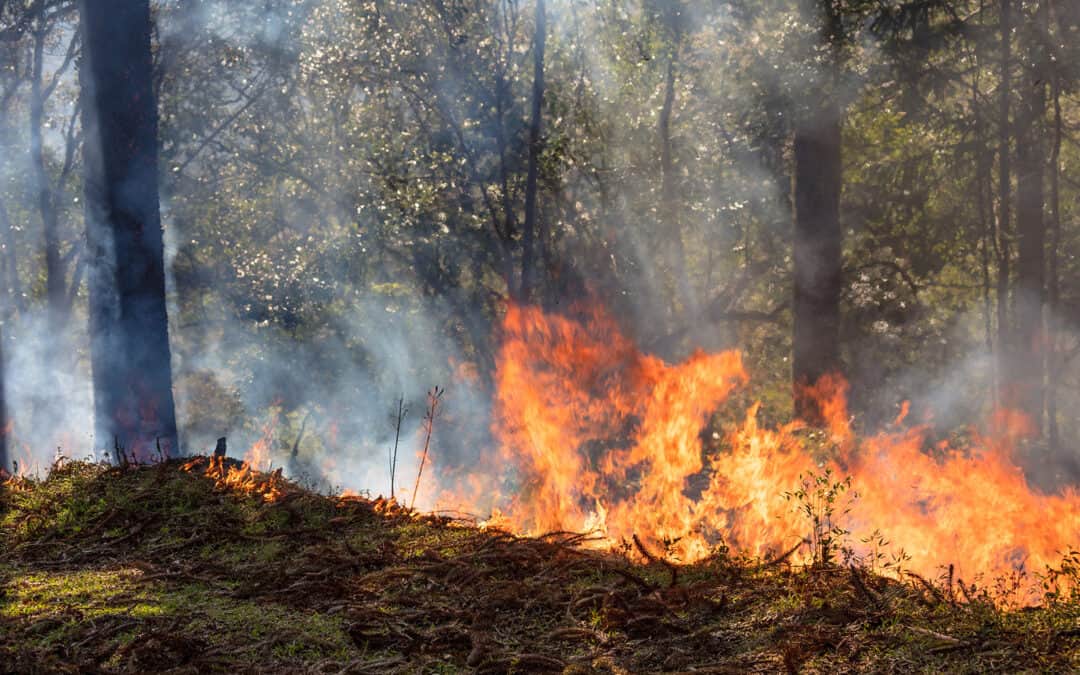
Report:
1,459,1078,674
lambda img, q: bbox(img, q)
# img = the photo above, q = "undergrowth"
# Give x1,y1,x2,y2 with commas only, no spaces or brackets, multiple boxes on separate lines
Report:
1,460,1077,674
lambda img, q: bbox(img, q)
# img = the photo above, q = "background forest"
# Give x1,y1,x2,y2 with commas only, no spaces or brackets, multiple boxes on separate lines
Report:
0,0,1079,494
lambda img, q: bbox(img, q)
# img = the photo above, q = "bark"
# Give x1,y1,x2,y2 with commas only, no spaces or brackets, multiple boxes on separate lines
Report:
520,0,545,302
791,0,845,424
1047,47,1062,453
658,53,695,324
1012,0,1047,429
995,0,1012,408
78,0,179,459
792,102,843,423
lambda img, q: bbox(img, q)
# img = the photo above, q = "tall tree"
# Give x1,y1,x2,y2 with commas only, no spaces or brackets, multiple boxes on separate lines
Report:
520,0,546,302
995,0,1013,408
792,0,844,423
78,0,178,458
1012,0,1049,430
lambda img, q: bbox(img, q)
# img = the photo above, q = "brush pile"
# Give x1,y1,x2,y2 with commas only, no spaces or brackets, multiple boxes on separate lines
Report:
1,459,1078,673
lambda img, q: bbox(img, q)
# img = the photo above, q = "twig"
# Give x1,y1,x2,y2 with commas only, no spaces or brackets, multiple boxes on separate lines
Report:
290,411,312,462
410,386,443,510
632,534,679,587
389,395,407,500
849,565,883,610
754,538,807,571
905,625,966,645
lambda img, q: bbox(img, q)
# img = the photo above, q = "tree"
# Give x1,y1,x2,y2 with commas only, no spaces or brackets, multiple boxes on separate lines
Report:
520,0,546,302
78,0,178,459
792,0,845,423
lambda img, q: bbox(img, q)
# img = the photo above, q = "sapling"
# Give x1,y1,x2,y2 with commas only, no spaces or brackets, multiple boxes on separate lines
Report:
410,386,443,510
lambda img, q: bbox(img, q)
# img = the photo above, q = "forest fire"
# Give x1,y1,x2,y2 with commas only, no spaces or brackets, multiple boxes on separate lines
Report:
434,301,1080,602
178,416,285,502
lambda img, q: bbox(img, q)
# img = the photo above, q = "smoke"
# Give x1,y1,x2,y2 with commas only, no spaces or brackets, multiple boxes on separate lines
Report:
3,310,95,472
0,0,1076,504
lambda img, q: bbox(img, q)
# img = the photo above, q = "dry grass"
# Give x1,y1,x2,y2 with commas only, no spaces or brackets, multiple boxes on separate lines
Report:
1,459,1077,673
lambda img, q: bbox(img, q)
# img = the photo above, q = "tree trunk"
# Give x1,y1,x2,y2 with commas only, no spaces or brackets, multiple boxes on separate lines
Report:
1046,35,1062,454
995,0,1013,409
792,102,843,423
659,55,693,324
520,0,545,303
792,0,845,424
78,0,179,459
1012,0,1047,430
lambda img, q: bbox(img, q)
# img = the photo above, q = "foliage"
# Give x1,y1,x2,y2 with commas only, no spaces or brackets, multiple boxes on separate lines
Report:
784,467,855,567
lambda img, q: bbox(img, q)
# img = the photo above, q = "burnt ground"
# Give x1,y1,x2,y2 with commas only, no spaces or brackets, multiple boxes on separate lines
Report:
1,459,1078,674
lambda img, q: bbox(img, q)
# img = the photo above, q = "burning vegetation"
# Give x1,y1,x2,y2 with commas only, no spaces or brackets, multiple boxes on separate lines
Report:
2,0,1080,670
2,458,1080,673
428,301,1080,606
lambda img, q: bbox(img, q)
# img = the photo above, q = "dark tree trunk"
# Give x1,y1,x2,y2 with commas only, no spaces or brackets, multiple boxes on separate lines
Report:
792,0,845,424
995,0,1013,408
792,103,843,423
520,0,545,303
1046,27,1063,454
1012,2,1047,430
78,0,179,459
658,53,694,326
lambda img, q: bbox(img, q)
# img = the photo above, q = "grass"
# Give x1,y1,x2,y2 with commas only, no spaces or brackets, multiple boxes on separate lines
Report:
1,459,1078,673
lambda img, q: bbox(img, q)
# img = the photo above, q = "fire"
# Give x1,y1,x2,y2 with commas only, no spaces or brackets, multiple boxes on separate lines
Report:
435,301,1080,602
181,409,286,503
243,411,279,471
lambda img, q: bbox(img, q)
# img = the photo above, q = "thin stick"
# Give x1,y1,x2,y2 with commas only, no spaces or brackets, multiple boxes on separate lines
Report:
290,411,311,462
389,395,407,499
410,387,443,510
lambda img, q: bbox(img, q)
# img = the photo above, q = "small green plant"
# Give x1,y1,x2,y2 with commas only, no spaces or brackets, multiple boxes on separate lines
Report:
854,529,910,576
784,468,855,568
1039,547,1080,605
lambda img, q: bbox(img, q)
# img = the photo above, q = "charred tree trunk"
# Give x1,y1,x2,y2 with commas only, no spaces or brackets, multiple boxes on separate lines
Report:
520,0,545,303
792,104,842,423
1046,38,1062,454
792,1,844,424
995,0,1013,409
78,0,179,459
1012,1,1047,431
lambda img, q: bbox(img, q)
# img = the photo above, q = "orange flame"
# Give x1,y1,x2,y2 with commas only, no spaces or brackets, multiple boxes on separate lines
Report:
435,301,1080,603
243,411,279,471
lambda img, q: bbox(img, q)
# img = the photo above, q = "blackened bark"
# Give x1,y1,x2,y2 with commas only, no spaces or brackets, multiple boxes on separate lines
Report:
1013,3,1046,430
78,0,179,459
996,0,1013,407
1047,36,1062,453
791,0,845,424
520,0,545,303
792,104,843,423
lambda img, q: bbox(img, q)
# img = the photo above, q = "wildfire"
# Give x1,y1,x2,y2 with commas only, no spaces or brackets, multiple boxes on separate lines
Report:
182,411,286,502
435,301,1080,602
